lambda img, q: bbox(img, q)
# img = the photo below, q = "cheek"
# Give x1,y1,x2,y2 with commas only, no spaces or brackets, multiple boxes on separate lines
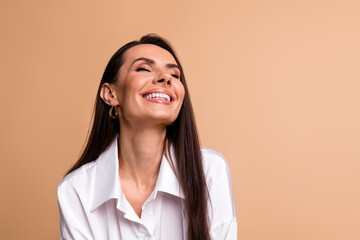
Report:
114,83,127,105
117,77,141,101
177,84,185,102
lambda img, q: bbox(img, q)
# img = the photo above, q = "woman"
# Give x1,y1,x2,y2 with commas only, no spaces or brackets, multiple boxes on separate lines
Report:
57,34,237,240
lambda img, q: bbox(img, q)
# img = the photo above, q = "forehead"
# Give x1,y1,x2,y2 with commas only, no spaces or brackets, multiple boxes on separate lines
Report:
123,44,177,65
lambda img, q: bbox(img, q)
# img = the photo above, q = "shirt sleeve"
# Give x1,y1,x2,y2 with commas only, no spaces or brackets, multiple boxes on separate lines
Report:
57,182,94,240
203,149,238,240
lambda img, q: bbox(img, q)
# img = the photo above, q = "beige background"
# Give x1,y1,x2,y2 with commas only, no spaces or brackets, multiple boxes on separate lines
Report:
1,0,360,239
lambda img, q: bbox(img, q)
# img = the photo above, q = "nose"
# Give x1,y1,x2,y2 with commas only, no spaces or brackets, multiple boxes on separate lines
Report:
153,71,172,86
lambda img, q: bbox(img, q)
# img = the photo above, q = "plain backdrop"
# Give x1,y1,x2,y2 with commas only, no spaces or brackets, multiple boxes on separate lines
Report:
1,0,360,239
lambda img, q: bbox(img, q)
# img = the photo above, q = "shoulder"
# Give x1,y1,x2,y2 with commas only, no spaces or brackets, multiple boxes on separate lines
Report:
58,160,97,188
57,161,99,239
57,160,97,205
201,147,226,160
200,147,237,228
200,147,231,186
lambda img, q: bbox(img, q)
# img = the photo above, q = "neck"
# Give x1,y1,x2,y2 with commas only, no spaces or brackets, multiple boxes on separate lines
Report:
118,121,166,188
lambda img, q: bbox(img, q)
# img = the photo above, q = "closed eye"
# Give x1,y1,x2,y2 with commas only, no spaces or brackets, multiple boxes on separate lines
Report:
171,74,179,79
136,67,150,72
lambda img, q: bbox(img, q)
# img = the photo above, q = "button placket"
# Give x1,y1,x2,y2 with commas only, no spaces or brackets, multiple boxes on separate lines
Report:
141,200,154,237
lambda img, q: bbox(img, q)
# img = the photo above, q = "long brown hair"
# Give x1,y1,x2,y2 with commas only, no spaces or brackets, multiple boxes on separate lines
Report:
67,34,210,240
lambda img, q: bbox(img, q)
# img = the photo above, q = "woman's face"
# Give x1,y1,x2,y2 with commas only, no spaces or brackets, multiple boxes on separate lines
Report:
112,44,185,126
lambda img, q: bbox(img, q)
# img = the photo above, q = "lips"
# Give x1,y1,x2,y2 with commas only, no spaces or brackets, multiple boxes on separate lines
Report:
141,88,175,103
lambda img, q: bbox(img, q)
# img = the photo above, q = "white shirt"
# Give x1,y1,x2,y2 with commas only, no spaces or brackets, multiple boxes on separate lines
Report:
57,137,237,239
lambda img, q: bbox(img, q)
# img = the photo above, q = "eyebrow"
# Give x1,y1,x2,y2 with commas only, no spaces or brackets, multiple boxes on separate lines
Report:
131,57,179,69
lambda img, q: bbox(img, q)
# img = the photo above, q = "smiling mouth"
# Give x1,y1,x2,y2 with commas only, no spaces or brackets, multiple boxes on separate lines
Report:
142,92,173,102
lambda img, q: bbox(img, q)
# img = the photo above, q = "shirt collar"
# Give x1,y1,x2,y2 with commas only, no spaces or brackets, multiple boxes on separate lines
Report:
155,144,185,199
91,136,184,212
91,136,121,212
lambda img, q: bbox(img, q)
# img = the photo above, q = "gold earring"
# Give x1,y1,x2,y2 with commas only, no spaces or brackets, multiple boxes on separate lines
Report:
109,106,119,119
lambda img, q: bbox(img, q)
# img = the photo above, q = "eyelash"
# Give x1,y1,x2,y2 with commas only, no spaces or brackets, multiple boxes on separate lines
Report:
171,74,179,79
136,67,180,79
136,67,150,72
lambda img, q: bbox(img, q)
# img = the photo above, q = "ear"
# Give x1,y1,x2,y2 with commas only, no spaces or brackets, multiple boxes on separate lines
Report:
100,83,120,106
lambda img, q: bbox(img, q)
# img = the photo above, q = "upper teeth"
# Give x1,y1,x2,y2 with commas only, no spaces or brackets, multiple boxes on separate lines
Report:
144,92,171,102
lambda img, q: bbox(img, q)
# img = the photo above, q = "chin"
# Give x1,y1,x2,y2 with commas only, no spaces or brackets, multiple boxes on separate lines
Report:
153,116,176,125
146,112,177,125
